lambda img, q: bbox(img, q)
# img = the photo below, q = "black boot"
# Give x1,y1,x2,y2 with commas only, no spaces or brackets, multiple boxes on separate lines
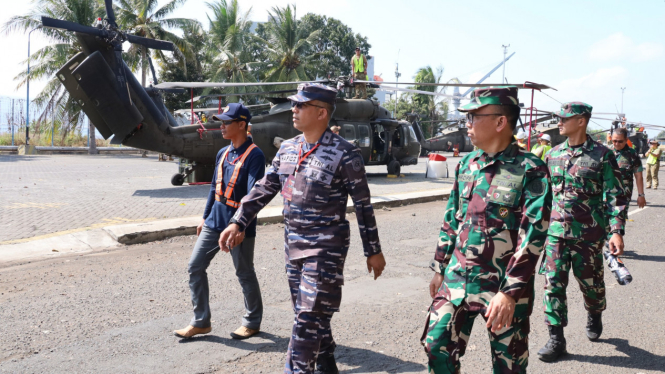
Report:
314,354,339,374
586,312,603,341
537,325,567,362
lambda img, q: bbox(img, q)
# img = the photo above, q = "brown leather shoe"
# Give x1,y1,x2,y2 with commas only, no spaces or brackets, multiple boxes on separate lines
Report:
230,326,260,340
173,325,212,339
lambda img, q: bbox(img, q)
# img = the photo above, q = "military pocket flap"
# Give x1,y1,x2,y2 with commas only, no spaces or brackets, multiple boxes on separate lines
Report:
487,186,521,206
458,173,475,199
277,163,296,175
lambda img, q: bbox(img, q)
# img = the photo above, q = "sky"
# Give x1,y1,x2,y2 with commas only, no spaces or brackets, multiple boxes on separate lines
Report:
1,0,664,136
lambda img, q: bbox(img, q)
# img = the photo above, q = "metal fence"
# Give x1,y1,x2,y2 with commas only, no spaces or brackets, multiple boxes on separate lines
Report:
0,96,104,146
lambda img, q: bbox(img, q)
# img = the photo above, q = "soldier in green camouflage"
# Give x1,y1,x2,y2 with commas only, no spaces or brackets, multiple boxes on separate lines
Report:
537,102,628,362
609,127,646,222
421,86,552,373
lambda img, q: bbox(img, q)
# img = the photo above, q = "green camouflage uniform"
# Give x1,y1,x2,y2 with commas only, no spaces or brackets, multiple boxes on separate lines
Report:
540,102,627,327
606,145,643,239
422,86,552,374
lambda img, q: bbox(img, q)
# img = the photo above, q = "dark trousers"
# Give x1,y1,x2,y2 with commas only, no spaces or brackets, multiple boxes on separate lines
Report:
284,257,344,374
188,225,263,329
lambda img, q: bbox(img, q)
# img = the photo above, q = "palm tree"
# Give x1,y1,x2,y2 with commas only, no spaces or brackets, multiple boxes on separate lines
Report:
114,0,200,86
259,5,321,86
414,66,447,137
2,0,105,144
205,0,258,102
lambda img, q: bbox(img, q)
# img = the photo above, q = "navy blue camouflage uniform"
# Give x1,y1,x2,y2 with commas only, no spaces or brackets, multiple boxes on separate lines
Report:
232,129,381,373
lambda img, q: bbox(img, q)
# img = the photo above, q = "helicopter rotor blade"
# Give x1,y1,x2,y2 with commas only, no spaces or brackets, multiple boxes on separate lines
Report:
357,81,555,90
41,16,105,37
154,81,326,89
126,34,174,51
104,0,117,27
185,89,297,103
376,85,462,98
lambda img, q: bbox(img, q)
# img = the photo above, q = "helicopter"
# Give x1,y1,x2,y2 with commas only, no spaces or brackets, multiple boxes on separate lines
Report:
41,1,553,185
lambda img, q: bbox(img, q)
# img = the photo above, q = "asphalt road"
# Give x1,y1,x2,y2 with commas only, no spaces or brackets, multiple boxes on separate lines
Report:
1,191,665,373
0,153,459,243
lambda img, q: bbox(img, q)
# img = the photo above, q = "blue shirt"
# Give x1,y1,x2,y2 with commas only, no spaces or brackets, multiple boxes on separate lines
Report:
203,138,265,236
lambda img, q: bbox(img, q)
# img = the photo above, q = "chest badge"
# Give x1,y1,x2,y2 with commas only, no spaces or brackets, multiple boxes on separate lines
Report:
493,192,501,199
499,207,509,218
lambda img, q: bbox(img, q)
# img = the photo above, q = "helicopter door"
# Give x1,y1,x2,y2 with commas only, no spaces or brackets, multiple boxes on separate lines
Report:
341,123,371,160
357,124,371,161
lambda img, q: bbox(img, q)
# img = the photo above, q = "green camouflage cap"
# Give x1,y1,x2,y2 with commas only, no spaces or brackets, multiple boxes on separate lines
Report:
458,86,519,112
554,101,593,118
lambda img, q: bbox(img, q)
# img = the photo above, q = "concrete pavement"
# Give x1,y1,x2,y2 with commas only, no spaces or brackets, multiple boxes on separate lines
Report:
1,193,664,373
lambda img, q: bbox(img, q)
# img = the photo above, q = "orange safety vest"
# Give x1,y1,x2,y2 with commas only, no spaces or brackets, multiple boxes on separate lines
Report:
215,143,258,208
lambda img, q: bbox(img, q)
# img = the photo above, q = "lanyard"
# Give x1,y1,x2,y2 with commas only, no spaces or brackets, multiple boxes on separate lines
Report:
295,143,319,176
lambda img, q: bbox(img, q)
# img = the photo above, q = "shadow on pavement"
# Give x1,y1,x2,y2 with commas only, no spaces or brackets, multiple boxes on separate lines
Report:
177,332,426,373
563,338,665,371
133,185,211,198
621,251,665,263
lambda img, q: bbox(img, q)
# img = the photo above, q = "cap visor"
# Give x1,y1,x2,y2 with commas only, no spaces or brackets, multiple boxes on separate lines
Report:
287,93,312,103
457,102,486,112
212,113,234,121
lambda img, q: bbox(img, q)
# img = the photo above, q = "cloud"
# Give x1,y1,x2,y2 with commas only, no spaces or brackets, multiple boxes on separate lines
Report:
588,33,664,62
557,66,628,90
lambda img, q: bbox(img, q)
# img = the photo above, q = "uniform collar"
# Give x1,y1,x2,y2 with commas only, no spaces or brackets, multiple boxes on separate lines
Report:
562,135,594,155
298,129,334,146
476,142,519,166
229,138,253,153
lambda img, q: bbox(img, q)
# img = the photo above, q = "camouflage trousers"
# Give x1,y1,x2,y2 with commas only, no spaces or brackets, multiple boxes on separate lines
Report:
421,297,530,374
539,236,606,327
284,256,344,374
353,72,367,99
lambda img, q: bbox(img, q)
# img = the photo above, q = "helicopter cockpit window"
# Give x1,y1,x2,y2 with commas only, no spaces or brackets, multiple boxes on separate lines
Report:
358,125,371,148
407,125,417,142
342,124,356,142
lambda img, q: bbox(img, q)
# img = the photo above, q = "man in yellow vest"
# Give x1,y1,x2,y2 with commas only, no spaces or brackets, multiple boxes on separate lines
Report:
644,139,662,189
174,103,266,340
351,47,368,99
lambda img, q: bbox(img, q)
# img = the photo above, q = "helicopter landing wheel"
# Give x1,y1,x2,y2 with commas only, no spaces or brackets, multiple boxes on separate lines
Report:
387,160,401,176
171,173,185,186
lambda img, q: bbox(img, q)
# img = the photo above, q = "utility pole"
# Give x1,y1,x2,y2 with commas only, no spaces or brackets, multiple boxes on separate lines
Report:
26,25,41,146
501,44,510,83
394,62,401,116
620,87,626,114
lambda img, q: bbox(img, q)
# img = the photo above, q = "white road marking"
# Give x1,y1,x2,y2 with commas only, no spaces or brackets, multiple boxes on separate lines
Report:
628,206,649,216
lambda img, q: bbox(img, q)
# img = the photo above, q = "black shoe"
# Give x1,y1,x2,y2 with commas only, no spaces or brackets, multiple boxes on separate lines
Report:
586,313,603,341
538,325,567,362
314,354,339,374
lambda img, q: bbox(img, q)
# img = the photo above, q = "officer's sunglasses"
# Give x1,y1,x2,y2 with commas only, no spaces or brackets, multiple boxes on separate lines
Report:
465,112,504,124
291,101,326,110
220,120,239,126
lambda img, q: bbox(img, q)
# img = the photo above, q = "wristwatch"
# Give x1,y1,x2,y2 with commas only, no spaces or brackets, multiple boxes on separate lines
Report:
638,193,646,197
229,218,246,232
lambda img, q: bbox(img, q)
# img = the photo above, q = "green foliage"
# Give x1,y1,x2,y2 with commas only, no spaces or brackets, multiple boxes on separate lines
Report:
2,0,106,137
298,14,371,79
114,0,201,86
657,130,665,139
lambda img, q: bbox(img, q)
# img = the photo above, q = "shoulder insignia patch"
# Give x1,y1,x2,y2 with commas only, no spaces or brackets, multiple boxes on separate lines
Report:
527,179,546,196
352,157,362,172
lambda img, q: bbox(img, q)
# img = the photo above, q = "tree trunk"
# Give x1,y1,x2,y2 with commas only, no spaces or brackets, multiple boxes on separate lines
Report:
88,120,99,154
141,47,147,87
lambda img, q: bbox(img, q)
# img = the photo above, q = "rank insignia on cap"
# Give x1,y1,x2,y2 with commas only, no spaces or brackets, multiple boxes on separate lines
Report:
223,106,230,113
